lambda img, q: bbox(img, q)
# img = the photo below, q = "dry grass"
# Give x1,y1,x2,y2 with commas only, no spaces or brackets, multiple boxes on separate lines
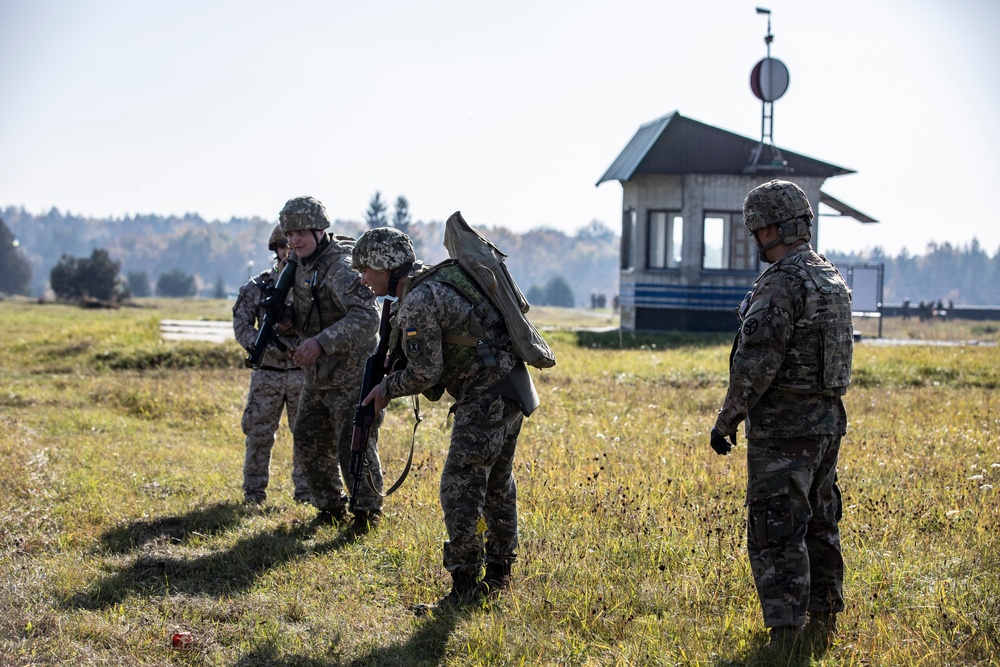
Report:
0,299,997,666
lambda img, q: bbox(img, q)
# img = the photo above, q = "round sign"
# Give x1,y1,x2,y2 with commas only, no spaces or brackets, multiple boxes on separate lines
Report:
750,57,789,102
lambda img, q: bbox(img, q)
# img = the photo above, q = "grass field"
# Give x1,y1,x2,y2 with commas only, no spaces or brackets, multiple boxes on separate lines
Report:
0,298,998,666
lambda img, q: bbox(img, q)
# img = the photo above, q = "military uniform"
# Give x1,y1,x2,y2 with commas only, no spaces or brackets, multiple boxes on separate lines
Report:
233,268,308,503
289,235,384,515
381,263,526,582
715,243,853,629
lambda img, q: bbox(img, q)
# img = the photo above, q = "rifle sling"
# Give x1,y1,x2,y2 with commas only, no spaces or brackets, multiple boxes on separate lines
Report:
366,394,422,498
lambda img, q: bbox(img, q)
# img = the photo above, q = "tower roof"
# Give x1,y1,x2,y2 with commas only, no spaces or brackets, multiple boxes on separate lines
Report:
597,111,855,185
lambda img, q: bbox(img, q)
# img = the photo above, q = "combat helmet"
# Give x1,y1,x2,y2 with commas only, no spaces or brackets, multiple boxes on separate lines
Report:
743,179,813,244
267,224,287,251
352,227,415,272
279,196,330,233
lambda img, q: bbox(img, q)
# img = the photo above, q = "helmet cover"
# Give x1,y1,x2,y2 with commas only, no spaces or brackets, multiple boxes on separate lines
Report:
352,227,415,272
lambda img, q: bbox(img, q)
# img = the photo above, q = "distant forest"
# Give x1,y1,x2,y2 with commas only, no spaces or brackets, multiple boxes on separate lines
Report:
1,207,620,308
4,205,1000,307
827,240,1000,306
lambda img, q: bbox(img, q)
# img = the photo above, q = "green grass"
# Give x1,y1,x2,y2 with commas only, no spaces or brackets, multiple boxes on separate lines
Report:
0,300,998,665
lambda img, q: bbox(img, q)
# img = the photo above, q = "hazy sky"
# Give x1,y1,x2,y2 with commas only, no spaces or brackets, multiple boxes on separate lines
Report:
2,0,998,256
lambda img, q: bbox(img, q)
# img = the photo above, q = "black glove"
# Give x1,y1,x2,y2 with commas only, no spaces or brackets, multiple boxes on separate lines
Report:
710,427,736,456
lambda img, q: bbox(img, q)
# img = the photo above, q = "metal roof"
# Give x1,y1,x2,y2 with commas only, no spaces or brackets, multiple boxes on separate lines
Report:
819,191,878,223
597,111,855,185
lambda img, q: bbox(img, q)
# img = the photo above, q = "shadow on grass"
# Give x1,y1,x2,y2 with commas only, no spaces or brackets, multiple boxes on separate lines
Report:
710,633,829,667
230,607,462,667
97,501,247,554
67,506,363,610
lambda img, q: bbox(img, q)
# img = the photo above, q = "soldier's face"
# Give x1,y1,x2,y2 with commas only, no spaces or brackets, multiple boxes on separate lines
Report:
359,267,390,297
286,230,319,259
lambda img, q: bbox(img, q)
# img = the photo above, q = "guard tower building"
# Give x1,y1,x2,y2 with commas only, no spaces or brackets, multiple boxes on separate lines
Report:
597,111,875,332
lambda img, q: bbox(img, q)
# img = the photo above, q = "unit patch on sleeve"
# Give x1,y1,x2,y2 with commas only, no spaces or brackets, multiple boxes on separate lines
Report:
404,326,424,358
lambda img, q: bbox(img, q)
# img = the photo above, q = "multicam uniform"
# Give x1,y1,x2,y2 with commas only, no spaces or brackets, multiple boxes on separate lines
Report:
289,235,383,515
714,243,853,629
233,268,308,503
381,263,526,580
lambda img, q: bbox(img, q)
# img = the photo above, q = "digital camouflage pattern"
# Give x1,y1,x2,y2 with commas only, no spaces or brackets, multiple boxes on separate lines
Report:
382,265,525,577
233,269,308,502
288,235,383,514
714,242,852,629
267,224,286,252
279,196,330,232
352,226,415,272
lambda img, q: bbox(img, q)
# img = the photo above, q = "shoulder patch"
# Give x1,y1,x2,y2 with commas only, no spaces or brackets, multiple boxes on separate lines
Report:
740,294,771,344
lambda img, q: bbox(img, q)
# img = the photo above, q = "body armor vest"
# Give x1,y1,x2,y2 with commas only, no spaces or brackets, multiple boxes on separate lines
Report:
769,251,853,395
390,262,505,401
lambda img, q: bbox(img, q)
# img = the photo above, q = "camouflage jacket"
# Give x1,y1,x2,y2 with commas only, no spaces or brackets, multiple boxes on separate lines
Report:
382,263,518,403
289,235,379,390
715,244,853,439
232,268,299,371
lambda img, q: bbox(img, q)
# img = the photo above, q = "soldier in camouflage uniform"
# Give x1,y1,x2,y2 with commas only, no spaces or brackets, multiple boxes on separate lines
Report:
233,225,308,505
353,227,538,615
278,196,384,531
710,180,853,651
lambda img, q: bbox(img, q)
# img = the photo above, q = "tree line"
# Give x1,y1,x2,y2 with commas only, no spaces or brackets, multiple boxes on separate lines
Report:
5,200,1000,309
827,239,1000,306
0,201,619,308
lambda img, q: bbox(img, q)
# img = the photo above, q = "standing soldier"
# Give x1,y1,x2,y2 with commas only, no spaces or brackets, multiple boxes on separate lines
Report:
278,196,384,531
233,225,308,505
710,180,853,651
353,227,539,615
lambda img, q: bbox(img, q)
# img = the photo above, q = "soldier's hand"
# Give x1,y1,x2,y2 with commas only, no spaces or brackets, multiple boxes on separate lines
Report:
293,337,323,367
710,427,736,456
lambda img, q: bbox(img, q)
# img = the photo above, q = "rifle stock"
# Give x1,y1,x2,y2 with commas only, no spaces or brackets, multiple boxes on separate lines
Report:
245,257,298,370
349,297,393,511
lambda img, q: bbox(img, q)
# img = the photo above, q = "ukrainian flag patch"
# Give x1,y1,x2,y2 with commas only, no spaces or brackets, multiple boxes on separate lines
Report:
406,327,418,337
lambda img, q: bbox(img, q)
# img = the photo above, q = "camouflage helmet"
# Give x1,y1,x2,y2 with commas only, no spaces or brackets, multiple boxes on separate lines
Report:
279,196,330,233
743,180,814,233
352,227,415,272
267,224,287,251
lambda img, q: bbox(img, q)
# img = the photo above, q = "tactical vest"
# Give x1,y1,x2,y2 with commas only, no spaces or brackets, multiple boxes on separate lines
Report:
769,251,853,395
294,238,349,337
389,262,505,401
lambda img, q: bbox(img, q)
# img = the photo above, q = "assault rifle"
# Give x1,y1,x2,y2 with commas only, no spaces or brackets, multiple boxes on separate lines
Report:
245,257,298,370
349,296,394,511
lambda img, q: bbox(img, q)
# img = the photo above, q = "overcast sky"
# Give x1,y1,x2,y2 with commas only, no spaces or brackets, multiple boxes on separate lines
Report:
2,0,998,257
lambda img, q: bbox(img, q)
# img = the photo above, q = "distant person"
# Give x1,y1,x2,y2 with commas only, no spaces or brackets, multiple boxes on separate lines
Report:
901,298,910,321
353,226,539,615
710,180,853,652
278,196,384,532
232,225,308,505
918,300,927,322
947,299,955,321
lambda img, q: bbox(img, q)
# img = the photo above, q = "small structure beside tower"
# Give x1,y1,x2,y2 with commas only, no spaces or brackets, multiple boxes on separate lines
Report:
597,8,876,332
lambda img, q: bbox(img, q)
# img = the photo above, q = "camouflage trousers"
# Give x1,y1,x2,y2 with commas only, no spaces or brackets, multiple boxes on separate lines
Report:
441,393,522,577
746,433,845,628
294,384,384,514
241,369,308,503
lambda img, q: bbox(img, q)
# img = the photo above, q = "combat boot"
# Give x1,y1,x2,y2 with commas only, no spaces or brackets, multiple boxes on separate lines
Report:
805,611,838,650
313,506,348,526
764,625,803,654
351,510,382,534
411,571,484,616
482,562,511,596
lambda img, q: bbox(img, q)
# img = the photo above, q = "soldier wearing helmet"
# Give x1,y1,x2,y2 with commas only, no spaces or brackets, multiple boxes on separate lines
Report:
232,224,308,505
277,196,384,531
355,224,531,615
711,180,854,650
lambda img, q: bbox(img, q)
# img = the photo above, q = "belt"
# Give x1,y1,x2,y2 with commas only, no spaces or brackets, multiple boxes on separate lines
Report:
258,366,300,373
